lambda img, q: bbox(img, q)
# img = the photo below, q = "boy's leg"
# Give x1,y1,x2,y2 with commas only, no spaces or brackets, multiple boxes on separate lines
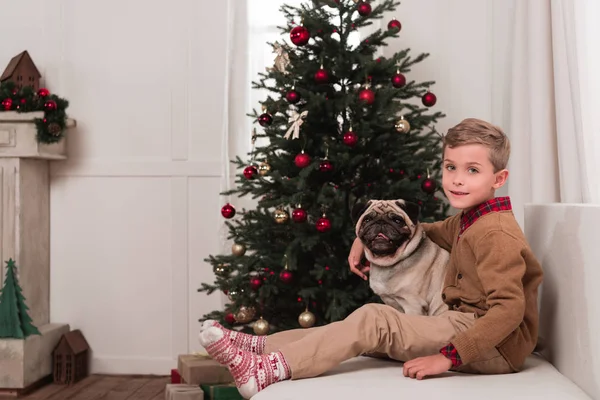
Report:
264,327,320,353
281,303,475,379
454,347,514,374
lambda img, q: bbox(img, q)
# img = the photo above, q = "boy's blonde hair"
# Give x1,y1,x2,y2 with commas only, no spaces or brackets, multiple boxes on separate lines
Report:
443,118,510,172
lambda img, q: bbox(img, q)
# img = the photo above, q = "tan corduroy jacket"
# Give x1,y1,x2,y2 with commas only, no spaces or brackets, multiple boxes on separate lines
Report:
422,210,543,370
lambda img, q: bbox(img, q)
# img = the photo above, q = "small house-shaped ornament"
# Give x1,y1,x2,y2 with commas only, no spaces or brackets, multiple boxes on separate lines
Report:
52,329,90,384
0,50,41,91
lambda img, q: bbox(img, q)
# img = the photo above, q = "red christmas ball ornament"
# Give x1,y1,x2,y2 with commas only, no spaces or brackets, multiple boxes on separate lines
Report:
286,89,300,104
392,72,406,88
295,151,311,168
422,91,437,107
258,112,273,126
243,165,258,179
357,1,372,16
343,129,358,147
292,207,308,223
290,26,310,46
2,98,12,110
44,100,57,111
316,216,332,233
250,277,262,291
421,178,437,194
224,313,236,324
388,18,402,31
221,203,236,219
319,159,334,173
314,67,329,84
37,88,50,97
279,270,293,284
358,87,375,105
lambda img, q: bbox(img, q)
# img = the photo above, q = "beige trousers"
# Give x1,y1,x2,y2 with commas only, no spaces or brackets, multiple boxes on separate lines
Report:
264,303,513,379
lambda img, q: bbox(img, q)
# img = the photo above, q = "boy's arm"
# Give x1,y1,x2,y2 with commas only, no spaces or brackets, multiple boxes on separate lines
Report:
448,230,527,365
421,214,459,252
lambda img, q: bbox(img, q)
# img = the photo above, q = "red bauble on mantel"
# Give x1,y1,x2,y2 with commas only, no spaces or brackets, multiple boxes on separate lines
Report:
221,203,236,219
243,165,257,179
37,88,50,97
2,98,12,110
292,206,308,223
295,151,311,168
290,26,310,46
422,91,437,107
357,1,372,16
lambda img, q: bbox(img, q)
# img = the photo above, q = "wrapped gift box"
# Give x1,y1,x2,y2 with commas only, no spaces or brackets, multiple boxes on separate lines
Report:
178,354,233,385
200,383,243,400
165,384,204,400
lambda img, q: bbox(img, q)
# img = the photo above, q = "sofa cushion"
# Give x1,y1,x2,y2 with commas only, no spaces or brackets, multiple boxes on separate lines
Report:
253,354,590,399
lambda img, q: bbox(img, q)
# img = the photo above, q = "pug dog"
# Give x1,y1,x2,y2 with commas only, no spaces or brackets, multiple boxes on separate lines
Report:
352,199,449,316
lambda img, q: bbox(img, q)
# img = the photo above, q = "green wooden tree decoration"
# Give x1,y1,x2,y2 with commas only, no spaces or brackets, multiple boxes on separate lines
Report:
0,258,40,338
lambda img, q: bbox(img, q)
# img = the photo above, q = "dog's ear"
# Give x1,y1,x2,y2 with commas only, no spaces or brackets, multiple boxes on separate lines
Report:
351,200,372,224
395,199,420,225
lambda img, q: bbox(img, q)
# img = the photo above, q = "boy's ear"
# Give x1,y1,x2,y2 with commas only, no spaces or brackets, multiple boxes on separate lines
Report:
493,169,509,189
351,200,372,224
395,199,420,225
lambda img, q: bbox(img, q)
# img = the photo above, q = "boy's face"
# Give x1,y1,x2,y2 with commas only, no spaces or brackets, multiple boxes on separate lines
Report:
442,144,508,211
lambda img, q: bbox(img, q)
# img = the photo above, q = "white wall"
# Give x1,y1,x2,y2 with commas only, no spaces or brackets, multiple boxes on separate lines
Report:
0,0,512,374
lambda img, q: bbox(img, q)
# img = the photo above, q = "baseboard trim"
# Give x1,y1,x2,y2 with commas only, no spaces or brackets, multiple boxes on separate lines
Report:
91,356,176,375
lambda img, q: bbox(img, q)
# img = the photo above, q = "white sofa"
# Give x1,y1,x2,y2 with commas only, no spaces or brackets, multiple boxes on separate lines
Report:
254,204,599,399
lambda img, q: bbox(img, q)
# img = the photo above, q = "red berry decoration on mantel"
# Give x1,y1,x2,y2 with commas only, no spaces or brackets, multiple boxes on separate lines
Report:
2,98,12,110
292,205,308,223
388,18,402,31
43,100,57,111
422,91,437,107
258,112,273,127
316,213,332,232
343,128,358,147
357,1,372,16
358,86,375,105
391,70,406,88
295,151,311,168
290,25,310,46
221,203,236,219
37,88,50,97
243,165,258,179
314,65,329,84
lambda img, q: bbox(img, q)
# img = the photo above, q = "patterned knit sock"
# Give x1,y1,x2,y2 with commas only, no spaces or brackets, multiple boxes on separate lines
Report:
199,327,290,399
200,320,266,354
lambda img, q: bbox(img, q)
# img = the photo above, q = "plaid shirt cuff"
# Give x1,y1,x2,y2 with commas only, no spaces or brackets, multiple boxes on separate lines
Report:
440,343,462,367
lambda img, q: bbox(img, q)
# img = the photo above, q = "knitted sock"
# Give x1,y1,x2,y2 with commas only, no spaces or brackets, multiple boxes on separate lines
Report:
199,327,290,399
200,319,266,354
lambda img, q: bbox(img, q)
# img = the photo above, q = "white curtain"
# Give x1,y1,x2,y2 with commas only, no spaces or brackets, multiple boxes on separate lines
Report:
495,0,600,225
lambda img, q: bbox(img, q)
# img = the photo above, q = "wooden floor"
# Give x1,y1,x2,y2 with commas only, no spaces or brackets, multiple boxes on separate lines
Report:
1,375,170,400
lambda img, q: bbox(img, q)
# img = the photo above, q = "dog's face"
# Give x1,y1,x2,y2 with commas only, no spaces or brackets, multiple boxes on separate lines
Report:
352,199,421,267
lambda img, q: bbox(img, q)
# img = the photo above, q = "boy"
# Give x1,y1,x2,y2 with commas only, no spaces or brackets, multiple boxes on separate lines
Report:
198,118,544,399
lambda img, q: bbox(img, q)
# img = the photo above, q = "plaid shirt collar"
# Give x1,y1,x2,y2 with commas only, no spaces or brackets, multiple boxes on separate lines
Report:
459,196,512,238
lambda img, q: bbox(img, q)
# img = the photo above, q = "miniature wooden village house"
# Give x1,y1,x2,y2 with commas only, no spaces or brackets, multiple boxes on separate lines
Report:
52,330,91,384
0,50,41,91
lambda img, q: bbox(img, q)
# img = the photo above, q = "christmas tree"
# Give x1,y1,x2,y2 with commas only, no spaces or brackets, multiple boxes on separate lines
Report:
0,258,41,338
199,0,448,334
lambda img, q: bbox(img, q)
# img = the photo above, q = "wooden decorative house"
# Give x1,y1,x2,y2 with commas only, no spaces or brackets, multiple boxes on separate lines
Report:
52,329,90,384
0,50,41,91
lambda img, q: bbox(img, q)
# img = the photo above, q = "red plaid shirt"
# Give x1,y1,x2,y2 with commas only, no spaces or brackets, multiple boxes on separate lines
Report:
440,197,512,367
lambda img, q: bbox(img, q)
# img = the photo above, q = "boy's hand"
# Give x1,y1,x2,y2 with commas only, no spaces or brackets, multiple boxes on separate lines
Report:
348,238,368,280
403,354,452,380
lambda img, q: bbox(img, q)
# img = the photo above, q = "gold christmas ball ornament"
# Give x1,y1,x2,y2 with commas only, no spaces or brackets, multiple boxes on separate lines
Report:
395,117,411,133
258,162,271,176
253,317,270,335
232,243,247,256
273,208,290,224
298,310,316,328
235,306,256,324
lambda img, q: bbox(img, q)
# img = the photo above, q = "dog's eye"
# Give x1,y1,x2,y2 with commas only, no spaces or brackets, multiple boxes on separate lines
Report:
393,217,404,225
363,216,372,223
